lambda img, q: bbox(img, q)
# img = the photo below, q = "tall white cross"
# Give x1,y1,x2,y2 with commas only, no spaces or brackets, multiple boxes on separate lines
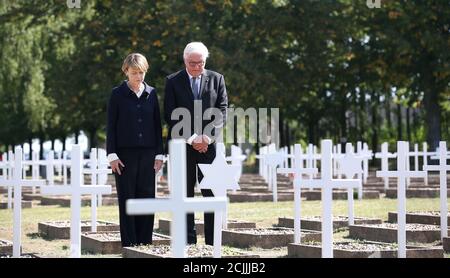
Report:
375,142,397,190
83,148,112,232
126,139,227,258
277,144,318,243
226,145,246,194
360,143,373,185
338,143,364,225
301,140,360,258
376,141,426,258
40,145,111,258
3,147,46,257
424,141,449,240
264,150,286,202
227,145,246,178
255,146,268,181
333,144,343,179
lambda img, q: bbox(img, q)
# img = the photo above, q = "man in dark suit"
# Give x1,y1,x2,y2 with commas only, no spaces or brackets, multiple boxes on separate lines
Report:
164,42,228,245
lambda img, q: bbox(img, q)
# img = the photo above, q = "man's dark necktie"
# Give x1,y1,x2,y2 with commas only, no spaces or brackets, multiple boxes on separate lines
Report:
191,77,200,99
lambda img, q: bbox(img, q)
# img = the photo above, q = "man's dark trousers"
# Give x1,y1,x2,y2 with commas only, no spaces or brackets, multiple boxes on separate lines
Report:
186,144,216,245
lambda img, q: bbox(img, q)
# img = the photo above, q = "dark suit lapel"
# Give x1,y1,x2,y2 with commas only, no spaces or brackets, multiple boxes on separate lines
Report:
199,70,209,99
181,69,195,101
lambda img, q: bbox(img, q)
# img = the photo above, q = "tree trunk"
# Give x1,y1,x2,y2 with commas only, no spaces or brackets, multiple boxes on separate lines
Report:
397,103,402,141
39,137,44,160
406,107,411,143
307,120,315,145
28,137,33,155
385,94,393,138
62,135,67,152
423,89,441,151
279,112,285,147
371,92,379,155
412,108,419,142
286,121,291,148
89,128,98,149
74,129,80,144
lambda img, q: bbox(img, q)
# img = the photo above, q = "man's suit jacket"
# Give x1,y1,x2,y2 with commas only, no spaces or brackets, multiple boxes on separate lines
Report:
164,69,228,147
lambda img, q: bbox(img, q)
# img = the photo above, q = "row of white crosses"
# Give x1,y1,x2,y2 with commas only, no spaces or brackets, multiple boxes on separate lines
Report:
0,147,46,257
0,151,14,208
40,145,112,258
374,142,440,190
127,139,227,258
279,140,361,257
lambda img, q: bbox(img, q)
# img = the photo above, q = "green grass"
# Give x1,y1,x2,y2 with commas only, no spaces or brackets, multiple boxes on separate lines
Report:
0,198,448,257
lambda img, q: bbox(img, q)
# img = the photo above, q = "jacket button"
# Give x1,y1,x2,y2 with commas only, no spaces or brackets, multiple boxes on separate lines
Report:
138,119,142,123
138,133,143,137
137,104,141,108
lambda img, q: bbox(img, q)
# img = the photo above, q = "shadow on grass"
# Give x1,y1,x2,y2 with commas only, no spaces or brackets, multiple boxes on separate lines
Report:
26,232,54,241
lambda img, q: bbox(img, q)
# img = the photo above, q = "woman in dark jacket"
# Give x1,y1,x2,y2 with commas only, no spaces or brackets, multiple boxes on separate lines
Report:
106,53,163,247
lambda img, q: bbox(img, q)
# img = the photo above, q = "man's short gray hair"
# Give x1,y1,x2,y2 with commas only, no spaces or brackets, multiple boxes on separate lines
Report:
183,42,209,60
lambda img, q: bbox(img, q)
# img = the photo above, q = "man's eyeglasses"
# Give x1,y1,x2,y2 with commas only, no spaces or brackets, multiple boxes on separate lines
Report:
188,61,205,67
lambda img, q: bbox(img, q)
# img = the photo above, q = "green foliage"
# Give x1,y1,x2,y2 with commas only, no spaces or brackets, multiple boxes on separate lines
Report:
0,0,448,150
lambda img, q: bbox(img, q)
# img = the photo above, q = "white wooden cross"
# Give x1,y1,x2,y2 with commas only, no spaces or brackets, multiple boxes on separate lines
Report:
255,145,268,181
362,143,373,184
126,139,227,258
424,141,449,240
83,148,112,232
430,146,450,160
227,145,247,178
333,144,343,179
6,151,14,209
277,144,318,243
0,151,14,209
3,147,46,257
422,142,429,186
154,155,168,197
338,143,364,225
375,142,397,190
40,145,111,258
264,150,286,202
376,141,426,258
306,144,319,179
226,145,246,194
198,144,240,229
301,140,360,258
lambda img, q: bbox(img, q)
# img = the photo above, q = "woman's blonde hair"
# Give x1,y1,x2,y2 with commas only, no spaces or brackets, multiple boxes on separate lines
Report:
122,53,149,73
